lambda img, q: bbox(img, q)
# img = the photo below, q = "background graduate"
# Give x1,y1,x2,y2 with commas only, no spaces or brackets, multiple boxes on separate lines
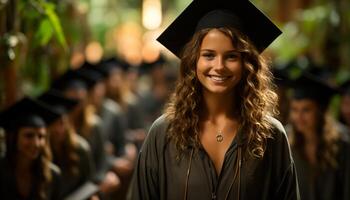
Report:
287,72,350,200
0,97,61,200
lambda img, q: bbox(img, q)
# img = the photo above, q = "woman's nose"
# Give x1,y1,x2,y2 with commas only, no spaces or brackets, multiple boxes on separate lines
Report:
214,56,225,70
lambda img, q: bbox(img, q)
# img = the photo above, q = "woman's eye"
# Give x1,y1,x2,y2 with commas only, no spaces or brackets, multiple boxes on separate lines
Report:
202,53,215,59
227,53,239,60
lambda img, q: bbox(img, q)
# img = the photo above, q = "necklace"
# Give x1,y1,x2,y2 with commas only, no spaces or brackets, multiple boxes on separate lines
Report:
216,130,224,142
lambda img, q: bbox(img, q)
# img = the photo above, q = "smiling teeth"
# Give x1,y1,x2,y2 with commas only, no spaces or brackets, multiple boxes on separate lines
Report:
209,75,229,81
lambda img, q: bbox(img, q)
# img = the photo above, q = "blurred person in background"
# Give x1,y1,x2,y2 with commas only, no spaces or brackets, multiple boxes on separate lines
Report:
0,97,61,200
38,90,99,199
287,72,350,200
52,69,120,199
138,55,177,131
87,59,138,199
103,58,146,149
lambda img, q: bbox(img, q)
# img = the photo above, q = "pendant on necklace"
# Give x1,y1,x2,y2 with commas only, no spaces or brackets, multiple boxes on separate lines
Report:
216,131,224,142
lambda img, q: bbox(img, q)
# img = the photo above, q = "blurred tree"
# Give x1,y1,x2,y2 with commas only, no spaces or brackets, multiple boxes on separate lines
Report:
0,0,67,108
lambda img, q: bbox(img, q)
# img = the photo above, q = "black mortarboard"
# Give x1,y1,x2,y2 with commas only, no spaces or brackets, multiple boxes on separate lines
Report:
0,97,61,132
102,57,130,73
75,68,104,90
272,67,291,87
51,69,87,91
290,72,338,107
79,61,109,78
139,54,166,75
37,90,79,115
157,0,282,57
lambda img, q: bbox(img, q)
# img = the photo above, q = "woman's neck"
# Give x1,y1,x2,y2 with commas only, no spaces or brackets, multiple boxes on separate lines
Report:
202,90,236,121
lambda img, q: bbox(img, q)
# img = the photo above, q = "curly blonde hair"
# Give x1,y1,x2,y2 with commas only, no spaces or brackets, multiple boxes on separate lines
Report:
164,27,278,158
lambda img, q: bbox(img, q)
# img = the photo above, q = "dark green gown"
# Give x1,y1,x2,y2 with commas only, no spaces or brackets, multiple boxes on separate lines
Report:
128,115,300,200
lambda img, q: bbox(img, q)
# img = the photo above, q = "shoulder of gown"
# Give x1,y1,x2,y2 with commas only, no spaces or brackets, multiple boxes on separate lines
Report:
265,116,300,200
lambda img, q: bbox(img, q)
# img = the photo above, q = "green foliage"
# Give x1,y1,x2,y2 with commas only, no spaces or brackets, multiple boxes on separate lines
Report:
20,0,67,50
36,18,54,46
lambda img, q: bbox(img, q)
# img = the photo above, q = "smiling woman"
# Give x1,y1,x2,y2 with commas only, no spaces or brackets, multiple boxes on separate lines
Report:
128,0,300,199
0,97,62,200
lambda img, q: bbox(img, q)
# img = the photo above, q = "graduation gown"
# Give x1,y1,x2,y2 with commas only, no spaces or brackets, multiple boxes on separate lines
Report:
0,158,61,200
291,131,350,200
128,115,300,200
57,134,95,199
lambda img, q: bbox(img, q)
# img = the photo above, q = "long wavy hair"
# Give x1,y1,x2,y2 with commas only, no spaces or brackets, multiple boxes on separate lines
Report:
288,103,340,170
164,27,278,158
6,127,53,200
50,116,80,177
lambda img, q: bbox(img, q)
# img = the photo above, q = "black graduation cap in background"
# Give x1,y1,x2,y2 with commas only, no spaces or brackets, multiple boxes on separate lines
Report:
290,72,339,107
75,68,104,90
157,0,282,57
0,97,60,132
37,90,79,115
79,61,111,78
51,69,87,91
272,67,292,87
98,57,130,76
139,54,166,75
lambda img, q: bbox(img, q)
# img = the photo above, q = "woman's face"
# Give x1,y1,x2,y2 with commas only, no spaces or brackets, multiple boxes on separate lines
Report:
340,95,350,126
48,117,67,144
90,81,106,107
289,99,319,133
196,29,242,95
17,127,47,161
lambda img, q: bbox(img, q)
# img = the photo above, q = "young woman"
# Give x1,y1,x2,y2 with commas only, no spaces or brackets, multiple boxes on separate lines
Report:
38,90,98,199
0,97,61,200
54,69,121,196
128,0,299,199
288,73,350,200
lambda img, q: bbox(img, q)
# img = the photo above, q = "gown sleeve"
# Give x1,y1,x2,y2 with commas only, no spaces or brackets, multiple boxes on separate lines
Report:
269,117,300,200
127,116,167,200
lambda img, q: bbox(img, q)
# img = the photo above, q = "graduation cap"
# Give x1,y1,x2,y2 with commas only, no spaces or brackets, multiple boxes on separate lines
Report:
290,72,339,107
139,54,166,75
37,90,79,115
272,67,291,87
100,57,130,74
51,69,87,92
75,68,104,90
0,97,61,132
157,0,282,57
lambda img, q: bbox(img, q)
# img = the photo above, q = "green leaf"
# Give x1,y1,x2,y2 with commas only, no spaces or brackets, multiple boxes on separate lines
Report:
42,2,68,50
35,18,54,46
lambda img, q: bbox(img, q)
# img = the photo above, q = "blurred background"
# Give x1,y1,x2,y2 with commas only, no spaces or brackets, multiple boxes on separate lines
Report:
0,0,349,107
1,0,350,199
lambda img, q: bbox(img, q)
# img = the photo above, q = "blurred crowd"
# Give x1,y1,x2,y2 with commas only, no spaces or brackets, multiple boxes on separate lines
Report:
0,55,176,200
1,54,350,200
